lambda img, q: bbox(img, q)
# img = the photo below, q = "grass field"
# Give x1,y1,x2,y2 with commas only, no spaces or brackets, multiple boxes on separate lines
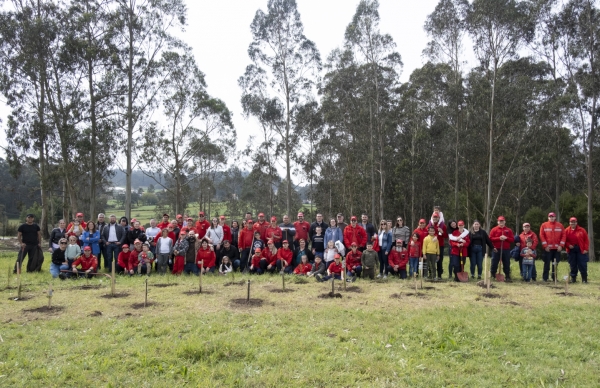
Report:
0,251,599,387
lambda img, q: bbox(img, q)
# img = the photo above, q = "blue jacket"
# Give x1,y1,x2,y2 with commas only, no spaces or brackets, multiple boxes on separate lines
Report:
81,230,101,255
510,235,521,260
379,230,393,253
324,227,343,249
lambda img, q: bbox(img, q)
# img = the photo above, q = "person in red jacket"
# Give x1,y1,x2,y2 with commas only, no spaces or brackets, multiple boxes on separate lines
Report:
265,216,283,247
345,242,363,280
387,240,409,278
408,233,422,277
449,221,470,282
70,246,98,278
195,211,210,239
343,217,367,250
262,240,279,273
565,217,589,283
489,216,515,281
427,212,447,279
519,222,539,280
237,220,255,273
219,216,232,243
412,219,429,244
253,213,269,242
196,239,216,274
276,240,294,274
127,239,143,275
319,253,343,281
67,212,87,234
116,244,130,274
249,248,263,274
539,212,566,282
293,254,312,275
180,218,197,236
157,213,170,229
293,212,311,249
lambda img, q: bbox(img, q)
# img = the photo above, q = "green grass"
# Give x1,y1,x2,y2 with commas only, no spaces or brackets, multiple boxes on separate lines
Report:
0,251,599,387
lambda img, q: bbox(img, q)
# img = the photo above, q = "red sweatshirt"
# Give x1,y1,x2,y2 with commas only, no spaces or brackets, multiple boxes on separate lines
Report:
412,227,428,244
294,221,311,242
250,254,262,269
72,254,97,272
128,249,143,271
196,247,216,268
346,250,362,271
489,226,514,250
408,240,422,258
195,220,210,239
263,248,278,266
294,263,312,275
388,249,408,270
564,225,589,253
265,225,283,244
450,230,470,257
277,247,293,266
328,261,343,275
222,224,232,242
343,225,367,248
117,251,130,269
238,227,255,250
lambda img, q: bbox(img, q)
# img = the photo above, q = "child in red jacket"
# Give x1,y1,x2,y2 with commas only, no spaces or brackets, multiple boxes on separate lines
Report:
320,254,343,281
408,233,422,277
293,255,312,275
117,244,130,274
249,248,263,274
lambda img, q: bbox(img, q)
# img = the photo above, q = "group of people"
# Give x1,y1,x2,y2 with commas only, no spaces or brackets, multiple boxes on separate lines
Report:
16,206,591,284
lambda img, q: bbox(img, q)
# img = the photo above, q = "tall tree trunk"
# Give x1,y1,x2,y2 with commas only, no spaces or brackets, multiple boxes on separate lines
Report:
88,58,97,219
587,99,596,261
125,6,134,220
485,63,497,231
369,102,375,218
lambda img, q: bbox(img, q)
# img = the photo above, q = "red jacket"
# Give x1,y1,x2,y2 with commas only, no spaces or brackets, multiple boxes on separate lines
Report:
238,227,255,250
265,225,283,244
564,225,589,253
277,247,293,266
294,221,311,242
343,225,367,248
128,248,143,271
263,248,278,266
540,221,566,250
180,226,197,235
222,224,232,243
426,221,447,245
328,261,343,275
253,221,270,241
117,251,130,269
408,240,422,258
372,237,380,252
519,230,539,250
450,230,470,257
412,227,428,244
388,249,409,270
250,254,262,269
195,220,210,239
72,254,97,272
293,263,312,275
346,250,362,271
157,221,170,230
489,226,514,250
196,247,216,268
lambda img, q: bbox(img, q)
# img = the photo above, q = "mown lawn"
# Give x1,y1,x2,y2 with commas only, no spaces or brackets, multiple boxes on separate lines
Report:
0,251,599,387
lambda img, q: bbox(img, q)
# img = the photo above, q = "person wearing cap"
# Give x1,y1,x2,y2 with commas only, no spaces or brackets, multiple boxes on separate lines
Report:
489,216,515,281
449,221,470,282
565,217,589,283
126,239,144,275
180,218,196,235
319,253,342,281
276,240,294,274
345,243,363,281
336,213,347,231
468,220,494,279
293,212,311,249
69,246,98,278
427,212,447,279
50,238,68,278
324,218,343,251
67,213,87,233
14,213,42,273
377,219,393,278
360,241,379,280
237,220,255,272
176,214,184,229
249,248,264,274
66,219,84,245
539,212,566,282
157,213,170,229
343,216,367,250
413,219,429,244
169,220,181,242
116,244,130,274
195,212,210,239
279,215,296,244
252,213,269,242
519,222,539,280
196,239,216,275
219,216,232,243
265,217,283,247
387,240,409,278
293,254,313,275
309,213,329,242
138,243,154,275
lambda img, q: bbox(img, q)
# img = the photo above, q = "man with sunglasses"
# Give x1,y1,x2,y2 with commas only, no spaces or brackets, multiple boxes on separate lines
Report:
539,212,566,282
50,238,69,278
565,217,589,283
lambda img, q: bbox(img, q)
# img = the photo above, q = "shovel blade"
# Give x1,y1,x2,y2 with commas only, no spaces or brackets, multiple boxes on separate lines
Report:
495,273,505,282
457,271,469,282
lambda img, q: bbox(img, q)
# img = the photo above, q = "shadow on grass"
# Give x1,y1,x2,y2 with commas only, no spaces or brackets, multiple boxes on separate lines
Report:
230,298,264,307
130,302,158,309
183,290,214,295
100,292,130,299
23,306,65,314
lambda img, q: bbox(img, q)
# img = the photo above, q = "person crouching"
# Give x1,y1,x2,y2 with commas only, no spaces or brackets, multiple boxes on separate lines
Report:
387,239,408,279
64,246,97,279
293,255,312,275
319,253,343,281
249,248,264,274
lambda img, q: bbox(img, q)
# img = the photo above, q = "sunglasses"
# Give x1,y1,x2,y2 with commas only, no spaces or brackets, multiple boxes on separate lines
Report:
59,242,67,245
351,220,357,222
397,219,402,221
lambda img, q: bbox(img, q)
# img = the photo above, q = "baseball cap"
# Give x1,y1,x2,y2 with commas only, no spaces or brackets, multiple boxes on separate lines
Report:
220,215,226,220
247,219,254,224
569,217,577,222
271,216,277,221
26,213,34,218
83,246,91,251
351,216,357,221
351,242,357,246
282,240,288,244
176,214,182,218
548,212,556,217
134,239,141,244
198,211,205,216
258,212,265,217
458,220,465,226
122,244,129,249
334,253,341,259
76,212,84,217
419,219,426,224
523,222,530,227
497,216,506,221
255,248,261,253
432,212,439,217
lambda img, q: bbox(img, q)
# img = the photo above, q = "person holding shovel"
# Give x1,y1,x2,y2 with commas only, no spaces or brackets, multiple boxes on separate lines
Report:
565,217,589,283
450,221,470,282
539,212,566,282
490,216,515,281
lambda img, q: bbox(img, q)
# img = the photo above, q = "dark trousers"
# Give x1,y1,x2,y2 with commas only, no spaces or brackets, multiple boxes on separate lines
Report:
362,267,375,279
450,255,462,280
542,249,561,281
184,263,199,275
239,248,250,272
378,250,387,274
96,243,105,270
568,246,588,281
469,245,483,277
386,266,407,279
491,248,511,278
347,266,362,278
437,245,445,277
14,244,37,272
104,243,121,271
275,259,293,274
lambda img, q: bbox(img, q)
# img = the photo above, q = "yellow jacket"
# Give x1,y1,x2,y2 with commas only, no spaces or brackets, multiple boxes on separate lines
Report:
422,235,440,255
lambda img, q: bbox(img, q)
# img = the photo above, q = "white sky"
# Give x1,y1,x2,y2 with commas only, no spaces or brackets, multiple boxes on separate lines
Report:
0,0,458,163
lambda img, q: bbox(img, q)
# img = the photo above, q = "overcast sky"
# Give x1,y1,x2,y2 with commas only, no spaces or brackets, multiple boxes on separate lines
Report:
0,0,464,162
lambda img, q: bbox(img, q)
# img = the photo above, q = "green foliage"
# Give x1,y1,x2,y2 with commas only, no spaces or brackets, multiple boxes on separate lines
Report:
19,202,42,223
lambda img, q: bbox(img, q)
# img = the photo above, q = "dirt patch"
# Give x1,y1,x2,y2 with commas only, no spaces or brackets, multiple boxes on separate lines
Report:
89,310,103,317
318,292,343,299
7,295,33,301
556,292,578,297
72,285,103,290
503,301,520,306
224,281,246,287
100,292,130,299
23,306,65,314
477,282,496,289
391,292,429,299
130,302,158,309
481,293,501,299
340,286,363,293
230,298,264,307
182,290,214,295
152,283,177,288
0,286,17,291
421,286,438,291
326,333,337,338
270,288,295,293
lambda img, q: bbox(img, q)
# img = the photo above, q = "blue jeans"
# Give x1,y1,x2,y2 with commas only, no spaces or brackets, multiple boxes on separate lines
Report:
409,257,419,276
522,263,533,281
322,274,341,281
568,246,588,280
469,245,483,277
184,263,199,275
104,243,121,270
347,265,362,278
49,263,62,278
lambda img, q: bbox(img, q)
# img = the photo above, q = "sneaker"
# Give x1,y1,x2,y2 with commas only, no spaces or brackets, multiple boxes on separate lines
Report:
477,276,481,280
383,275,387,279
582,280,588,284
376,274,382,279
315,274,323,282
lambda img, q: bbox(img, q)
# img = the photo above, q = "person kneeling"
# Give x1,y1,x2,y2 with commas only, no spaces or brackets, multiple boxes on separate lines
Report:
387,240,408,279
276,240,294,274
197,239,216,275
250,248,265,274
307,256,326,279
62,246,97,279
219,256,233,275
293,255,312,275
345,242,362,282
319,254,343,281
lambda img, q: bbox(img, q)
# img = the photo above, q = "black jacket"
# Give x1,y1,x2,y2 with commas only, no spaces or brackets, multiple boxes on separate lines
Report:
51,248,66,265
49,228,66,248
219,246,240,263
309,221,329,241
127,228,147,245
101,223,127,244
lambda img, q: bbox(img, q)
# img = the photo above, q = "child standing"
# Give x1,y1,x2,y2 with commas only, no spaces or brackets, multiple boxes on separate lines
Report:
408,233,422,277
311,226,325,261
423,227,440,280
520,238,536,282
65,235,81,272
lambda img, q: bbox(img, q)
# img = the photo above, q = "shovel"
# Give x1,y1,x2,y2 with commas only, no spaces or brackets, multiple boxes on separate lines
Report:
457,249,469,282
495,244,505,282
